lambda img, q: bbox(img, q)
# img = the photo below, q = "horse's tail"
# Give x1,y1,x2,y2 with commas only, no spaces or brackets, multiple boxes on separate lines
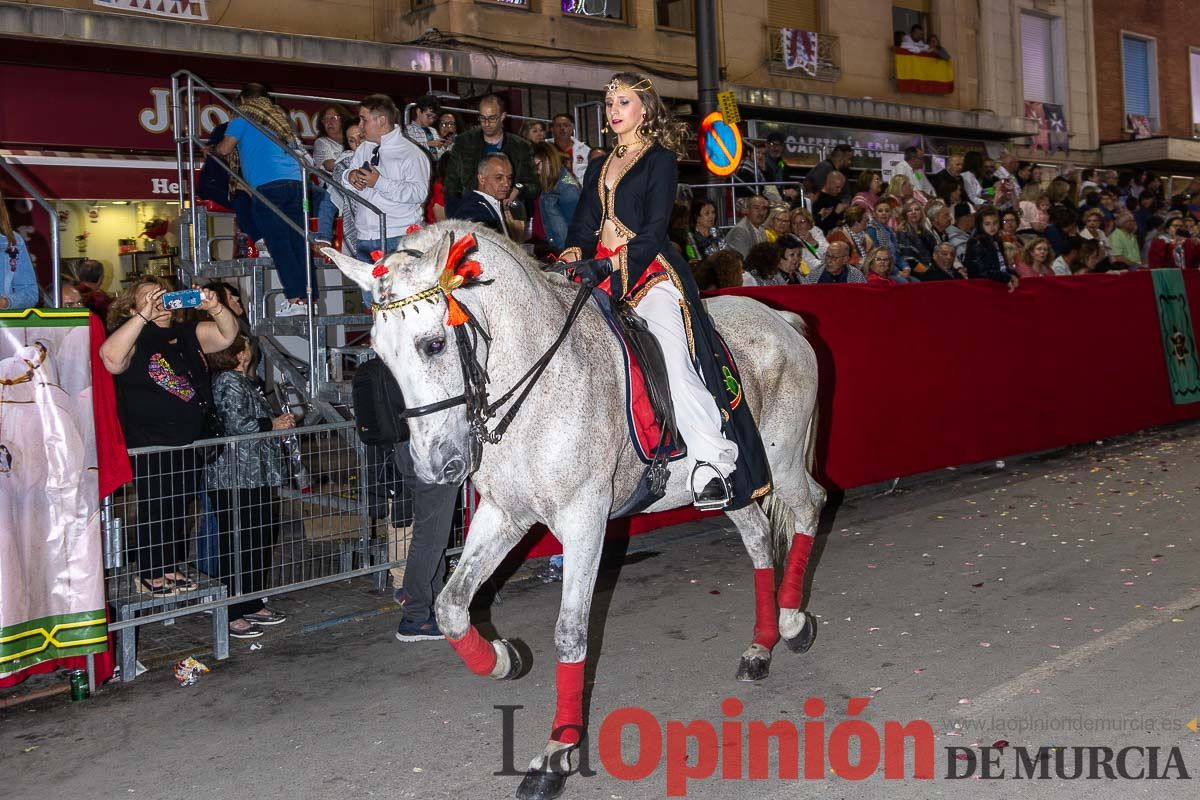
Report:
761,491,796,568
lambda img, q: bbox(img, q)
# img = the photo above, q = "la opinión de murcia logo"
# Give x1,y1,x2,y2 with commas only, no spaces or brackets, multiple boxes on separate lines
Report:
947,744,1191,780
495,700,1193,796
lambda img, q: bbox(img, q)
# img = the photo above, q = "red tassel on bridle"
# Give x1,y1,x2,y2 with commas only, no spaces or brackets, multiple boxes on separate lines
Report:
439,233,484,327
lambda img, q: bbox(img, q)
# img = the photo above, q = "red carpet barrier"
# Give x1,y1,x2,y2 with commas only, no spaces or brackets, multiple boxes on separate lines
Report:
515,270,1200,558
725,270,1200,490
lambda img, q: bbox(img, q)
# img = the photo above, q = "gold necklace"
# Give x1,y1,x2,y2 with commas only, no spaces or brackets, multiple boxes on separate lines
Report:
615,140,641,158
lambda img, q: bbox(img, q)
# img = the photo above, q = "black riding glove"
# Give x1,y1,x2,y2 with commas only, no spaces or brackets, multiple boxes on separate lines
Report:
569,257,613,290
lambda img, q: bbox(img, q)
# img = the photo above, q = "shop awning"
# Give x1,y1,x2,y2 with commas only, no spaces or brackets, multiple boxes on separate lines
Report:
0,150,185,201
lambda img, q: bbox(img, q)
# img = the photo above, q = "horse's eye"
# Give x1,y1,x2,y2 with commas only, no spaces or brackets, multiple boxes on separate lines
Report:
422,337,446,357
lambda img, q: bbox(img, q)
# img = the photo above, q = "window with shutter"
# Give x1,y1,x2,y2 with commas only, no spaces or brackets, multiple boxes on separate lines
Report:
1122,34,1158,131
767,0,820,31
1123,36,1152,117
1191,50,1200,128
1020,13,1056,104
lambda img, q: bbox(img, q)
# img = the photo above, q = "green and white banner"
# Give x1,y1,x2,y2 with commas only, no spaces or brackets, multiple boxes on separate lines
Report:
1,309,107,677
1151,270,1200,405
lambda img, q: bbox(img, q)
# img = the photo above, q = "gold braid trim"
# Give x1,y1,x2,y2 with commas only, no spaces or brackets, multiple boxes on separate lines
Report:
627,272,669,307
653,253,696,359
750,482,773,500
559,247,583,262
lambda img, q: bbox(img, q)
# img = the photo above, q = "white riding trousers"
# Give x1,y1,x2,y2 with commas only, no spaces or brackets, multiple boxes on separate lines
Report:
635,279,739,477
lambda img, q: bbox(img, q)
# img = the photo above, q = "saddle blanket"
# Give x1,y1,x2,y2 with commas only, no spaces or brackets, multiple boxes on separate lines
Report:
592,291,687,465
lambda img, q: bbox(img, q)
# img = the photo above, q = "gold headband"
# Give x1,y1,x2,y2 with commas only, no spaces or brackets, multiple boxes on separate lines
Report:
605,77,653,95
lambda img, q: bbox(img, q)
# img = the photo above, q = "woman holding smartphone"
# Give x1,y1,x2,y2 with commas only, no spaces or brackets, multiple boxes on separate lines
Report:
101,277,239,594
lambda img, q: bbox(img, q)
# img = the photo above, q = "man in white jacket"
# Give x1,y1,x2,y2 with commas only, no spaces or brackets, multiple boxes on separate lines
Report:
893,145,935,195
551,113,592,182
342,93,431,267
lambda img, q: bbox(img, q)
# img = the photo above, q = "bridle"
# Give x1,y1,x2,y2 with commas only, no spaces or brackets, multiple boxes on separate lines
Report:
371,233,591,468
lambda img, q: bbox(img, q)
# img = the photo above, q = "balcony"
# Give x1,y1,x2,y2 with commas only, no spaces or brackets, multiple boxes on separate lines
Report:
767,28,840,83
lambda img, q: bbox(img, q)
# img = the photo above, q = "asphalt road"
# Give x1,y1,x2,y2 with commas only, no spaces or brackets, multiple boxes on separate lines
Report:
4,423,1200,800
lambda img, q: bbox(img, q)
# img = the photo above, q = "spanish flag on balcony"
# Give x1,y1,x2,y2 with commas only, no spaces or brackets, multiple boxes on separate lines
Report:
894,48,954,94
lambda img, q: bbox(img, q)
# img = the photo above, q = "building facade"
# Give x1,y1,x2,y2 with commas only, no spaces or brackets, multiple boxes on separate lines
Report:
1091,0,1200,173
0,0,1123,179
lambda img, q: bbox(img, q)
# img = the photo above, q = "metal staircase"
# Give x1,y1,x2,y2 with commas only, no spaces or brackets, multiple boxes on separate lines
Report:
169,70,385,423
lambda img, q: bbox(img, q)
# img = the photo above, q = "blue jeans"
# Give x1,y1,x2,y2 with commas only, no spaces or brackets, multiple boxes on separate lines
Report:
312,185,338,243
356,236,403,305
231,191,261,243
252,179,317,301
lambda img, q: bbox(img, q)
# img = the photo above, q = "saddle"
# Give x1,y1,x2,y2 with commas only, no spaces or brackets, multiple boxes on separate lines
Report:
591,290,685,518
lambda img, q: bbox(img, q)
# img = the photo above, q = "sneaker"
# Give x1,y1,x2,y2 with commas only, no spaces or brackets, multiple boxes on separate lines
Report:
242,609,288,626
277,298,308,317
395,615,444,642
253,239,271,258
229,623,264,640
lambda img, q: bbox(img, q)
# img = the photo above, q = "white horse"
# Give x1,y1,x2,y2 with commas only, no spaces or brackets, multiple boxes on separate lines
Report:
326,223,825,800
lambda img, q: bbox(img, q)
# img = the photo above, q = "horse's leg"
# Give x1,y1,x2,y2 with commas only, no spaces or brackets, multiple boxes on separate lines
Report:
725,503,778,682
436,501,527,679
516,512,605,800
773,424,824,653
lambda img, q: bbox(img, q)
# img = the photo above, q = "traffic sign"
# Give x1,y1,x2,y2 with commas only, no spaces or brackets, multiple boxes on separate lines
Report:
716,91,741,125
699,111,743,177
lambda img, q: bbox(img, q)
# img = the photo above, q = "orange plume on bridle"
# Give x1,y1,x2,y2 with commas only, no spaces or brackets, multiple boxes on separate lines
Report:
439,233,484,327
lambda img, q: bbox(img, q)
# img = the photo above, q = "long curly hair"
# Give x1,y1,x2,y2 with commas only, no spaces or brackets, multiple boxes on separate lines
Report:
605,72,689,160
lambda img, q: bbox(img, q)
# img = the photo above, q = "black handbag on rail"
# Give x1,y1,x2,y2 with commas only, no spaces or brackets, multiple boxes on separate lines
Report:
351,356,409,447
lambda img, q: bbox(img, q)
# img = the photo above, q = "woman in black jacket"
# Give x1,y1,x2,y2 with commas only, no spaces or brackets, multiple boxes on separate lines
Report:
559,72,770,510
964,205,1020,289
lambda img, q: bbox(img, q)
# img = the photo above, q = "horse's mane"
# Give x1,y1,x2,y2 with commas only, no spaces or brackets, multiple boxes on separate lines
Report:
405,220,556,286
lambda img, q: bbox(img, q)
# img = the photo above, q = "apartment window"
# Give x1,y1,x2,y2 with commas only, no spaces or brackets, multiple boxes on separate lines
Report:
892,0,930,46
1191,50,1200,131
1020,13,1060,104
768,0,820,31
562,0,623,21
1122,34,1159,131
655,0,693,31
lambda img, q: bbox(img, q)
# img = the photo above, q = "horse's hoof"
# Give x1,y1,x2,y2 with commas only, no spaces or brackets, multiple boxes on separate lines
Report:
735,643,772,681
781,611,817,654
515,769,567,800
492,638,522,681
736,654,771,682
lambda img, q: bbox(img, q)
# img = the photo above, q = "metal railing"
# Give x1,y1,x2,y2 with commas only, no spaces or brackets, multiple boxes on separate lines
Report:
100,421,471,681
170,70,388,394
404,100,603,148
0,154,62,307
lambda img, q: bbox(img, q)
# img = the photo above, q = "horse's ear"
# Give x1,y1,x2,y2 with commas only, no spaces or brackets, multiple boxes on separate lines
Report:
323,247,376,293
431,231,455,273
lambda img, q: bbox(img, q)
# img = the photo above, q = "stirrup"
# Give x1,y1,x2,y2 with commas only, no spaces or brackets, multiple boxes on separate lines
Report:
691,461,732,511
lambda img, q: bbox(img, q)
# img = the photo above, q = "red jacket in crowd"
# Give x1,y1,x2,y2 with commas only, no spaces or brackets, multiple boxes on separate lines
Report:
1146,236,1200,269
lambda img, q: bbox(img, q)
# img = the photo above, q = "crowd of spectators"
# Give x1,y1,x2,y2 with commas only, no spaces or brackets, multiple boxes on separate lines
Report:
690,149,1200,293
191,83,1200,311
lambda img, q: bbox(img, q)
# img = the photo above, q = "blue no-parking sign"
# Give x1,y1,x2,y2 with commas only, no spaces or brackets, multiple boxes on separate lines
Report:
699,112,743,177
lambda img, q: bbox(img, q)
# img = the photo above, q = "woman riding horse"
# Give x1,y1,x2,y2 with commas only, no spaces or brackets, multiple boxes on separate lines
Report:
558,73,772,511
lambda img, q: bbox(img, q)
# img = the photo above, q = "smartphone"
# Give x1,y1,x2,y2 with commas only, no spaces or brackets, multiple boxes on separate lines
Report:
161,289,203,310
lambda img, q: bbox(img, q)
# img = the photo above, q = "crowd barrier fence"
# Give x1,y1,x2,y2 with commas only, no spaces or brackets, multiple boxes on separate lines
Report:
100,420,470,681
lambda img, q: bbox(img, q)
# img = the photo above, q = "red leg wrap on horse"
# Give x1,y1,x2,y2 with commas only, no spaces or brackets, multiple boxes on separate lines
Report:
777,533,814,610
551,660,586,745
752,567,780,649
447,626,496,676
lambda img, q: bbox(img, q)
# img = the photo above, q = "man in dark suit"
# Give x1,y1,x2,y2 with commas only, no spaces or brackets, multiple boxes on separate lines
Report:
449,153,519,239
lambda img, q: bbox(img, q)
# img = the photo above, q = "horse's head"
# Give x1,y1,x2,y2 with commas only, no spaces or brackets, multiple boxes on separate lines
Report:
325,226,492,484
